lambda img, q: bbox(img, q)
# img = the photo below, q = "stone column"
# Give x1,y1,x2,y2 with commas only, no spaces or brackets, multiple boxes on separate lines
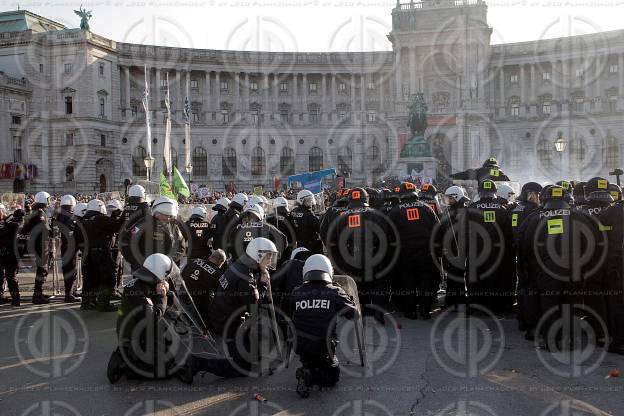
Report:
331,73,336,114
456,75,461,109
379,74,384,112
264,73,270,111
595,57,602,99
175,70,182,119
302,73,308,113
619,54,624,96
244,73,250,117
520,64,526,105
155,69,161,120
215,71,221,109
234,73,240,111
124,66,131,116
293,74,298,119
395,49,402,102
530,63,537,116
321,73,327,120
409,47,417,94
273,74,279,112
350,73,356,118
204,71,210,114
499,67,505,115
360,73,366,112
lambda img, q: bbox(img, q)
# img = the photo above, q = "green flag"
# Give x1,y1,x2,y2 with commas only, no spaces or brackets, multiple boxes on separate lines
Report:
159,172,175,198
172,166,191,198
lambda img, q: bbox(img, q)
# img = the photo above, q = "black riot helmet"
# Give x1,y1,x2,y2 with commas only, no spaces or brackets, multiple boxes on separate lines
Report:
519,182,543,203
365,187,384,209
347,187,369,208
542,185,571,210
397,181,418,201
478,179,498,198
572,181,587,203
556,180,573,194
482,157,498,168
585,177,613,204
418,183,438,200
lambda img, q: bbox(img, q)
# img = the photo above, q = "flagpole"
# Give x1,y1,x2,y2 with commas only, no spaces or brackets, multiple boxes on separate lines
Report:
142,64,154,182
184,73,192,185
164,72,172,182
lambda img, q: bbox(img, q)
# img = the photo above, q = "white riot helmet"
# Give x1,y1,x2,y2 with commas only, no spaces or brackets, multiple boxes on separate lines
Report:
151,196,178,218
302,254,333,283
231,193,248,209
60,195,76,207
0,203,6,217
274,196,289,212
128,184,146,200
297,190,315,207
86,199,107,215
191,206,208,220
444,186,466,204
497,184,516,203
243,203,265,222
248,195,263,207
258,195,269,205
74,203,88,218
290,246,309,260
140,253,180,283
246,237,279,270
106,199,123,215
34,191,51,205
213,197,230,211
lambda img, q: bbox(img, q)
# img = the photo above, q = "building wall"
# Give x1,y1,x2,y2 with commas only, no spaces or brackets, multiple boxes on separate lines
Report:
0,3,623,193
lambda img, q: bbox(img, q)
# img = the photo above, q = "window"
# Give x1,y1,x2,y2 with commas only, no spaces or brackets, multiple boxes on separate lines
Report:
510,74,518,84
131,104,138,117
367,145,383,178
64,63,72,74
604,136,619,170
65,96,73,114
65,132,74,146
280,82,288,92
338,82,347,93
337,147,352,176
608,88,618,112
610,64,619,74
39,63,43,73
11,116,21,125
542,72,551,81
309,82,318,94
190,79,198,89
222,112,230,123
576,68,584,78
192,147,208,176
250,81,258,92
220,80,229,91
542,101,551,115
160,78,168,88
99,63,104,77
308,104,320,123
537,140,553,172
367,82,376,90
132,146,147,176
99,98,105,117
100,134,106,147
280,147,295,175
509,97,520,117
570,138,587,164
251,111,259,125
13,136,21,163
309,147,323,171
222,148,236,176
251,147,266,176
65,165,74,182
192,112,200,122
574,95,585,112
279,103,290,123
367,110,377,123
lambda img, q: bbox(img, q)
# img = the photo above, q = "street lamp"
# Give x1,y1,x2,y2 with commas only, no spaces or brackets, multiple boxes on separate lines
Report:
186,164,193,185
144,154,155,182
554,134,567,178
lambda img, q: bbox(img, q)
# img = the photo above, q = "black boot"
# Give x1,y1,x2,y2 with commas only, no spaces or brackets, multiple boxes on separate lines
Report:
32,281,50,304
64,278,81,303
80,291,96,310
296,367,311,398
11,295,20,307
107,348,127,384
96,288,117,312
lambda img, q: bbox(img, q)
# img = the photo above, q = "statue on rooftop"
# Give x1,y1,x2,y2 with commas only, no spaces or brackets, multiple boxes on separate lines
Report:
74,5,92,31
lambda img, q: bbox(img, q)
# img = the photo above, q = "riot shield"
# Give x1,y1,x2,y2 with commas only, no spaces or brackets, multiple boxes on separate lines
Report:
333,274,366,367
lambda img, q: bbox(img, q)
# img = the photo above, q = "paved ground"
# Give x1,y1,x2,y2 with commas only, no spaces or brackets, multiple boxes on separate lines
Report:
1,263,623,416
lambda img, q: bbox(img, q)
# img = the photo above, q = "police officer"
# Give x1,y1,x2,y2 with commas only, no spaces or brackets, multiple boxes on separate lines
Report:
106,199,124,294
0,206,22,306
219,193,248,258
291,190,323,254
53,195,81,302
496,184,516,206
184,206,212,260
266,196,296,262
598,187,624,355
320,189,349,244
108,253,181,383
512,182,543,337
119,196,185,272
419,184,441,215
440,186,470,310
573,181,588,210
465,180,514,314
121,185,150,228
450,156,511,182
289,254,358,398
181,249,226,323
226,203,287,264
209,197,230,250
273,247,313,310
388,182,439,319
81,199,123,311
21,191,53,304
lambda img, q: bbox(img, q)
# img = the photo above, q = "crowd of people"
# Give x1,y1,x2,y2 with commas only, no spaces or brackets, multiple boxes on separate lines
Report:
0,155,623,397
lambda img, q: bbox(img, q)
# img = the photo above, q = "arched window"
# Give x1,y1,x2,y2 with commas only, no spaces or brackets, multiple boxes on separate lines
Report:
193,147,207,176
132,146,147,177
280,147,294,175
337,147,352,176
222,147,237,177
604,136,619,170
309,147,323,171
367,145,384,177
65,159,75,182
537,140,553,172
570,138,587,165
251,147,266,176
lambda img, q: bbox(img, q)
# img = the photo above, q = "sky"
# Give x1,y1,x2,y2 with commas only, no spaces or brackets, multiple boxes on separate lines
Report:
6,0,624,52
